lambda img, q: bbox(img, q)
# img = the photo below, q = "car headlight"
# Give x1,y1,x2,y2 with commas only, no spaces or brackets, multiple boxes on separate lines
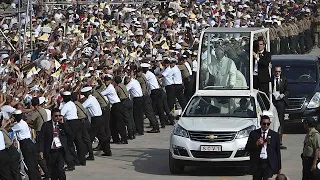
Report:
307,92,320,109
173,124,189,138
236,125,256,139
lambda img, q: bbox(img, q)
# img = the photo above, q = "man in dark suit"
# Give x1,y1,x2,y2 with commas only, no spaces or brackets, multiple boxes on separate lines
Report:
245,115,282,180
271,66,289,150
253,37,271,96
38,108,69,180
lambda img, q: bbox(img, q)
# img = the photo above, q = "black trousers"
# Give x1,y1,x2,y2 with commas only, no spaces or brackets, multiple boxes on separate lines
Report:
253,76,269,96
110,102,127,142
289,35,298,54
81,118,93,157
0,149,12,180
20,139,41,180
302,157,316,180
150,88,166,127
253,159,273,180
298,33,306,54
165,85,175,112
142,95,159,129
280,37,289,54
133,97,144,134
173,84,187,110
89,116,111,154
121,98,135,136
66,120,86,165
46,149,66,180
275,100,285,143
162,90,171,116
6,145,21,180
183,77,193,102
270,40,277,55
36,131,49,177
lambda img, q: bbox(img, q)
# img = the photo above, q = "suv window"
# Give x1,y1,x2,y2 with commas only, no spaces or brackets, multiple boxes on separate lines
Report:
257,93,266,111
258,92,270,110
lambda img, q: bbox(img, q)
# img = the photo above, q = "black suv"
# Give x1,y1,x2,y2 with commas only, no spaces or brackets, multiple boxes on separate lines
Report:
272,55,320,125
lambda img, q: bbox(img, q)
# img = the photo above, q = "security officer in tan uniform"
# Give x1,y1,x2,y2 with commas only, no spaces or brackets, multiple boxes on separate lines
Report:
302,116,320,180
269,22,277,55
287,20,298,54
277,21,288,54
297,16,306,54
136,68,160,132
114,76,135,139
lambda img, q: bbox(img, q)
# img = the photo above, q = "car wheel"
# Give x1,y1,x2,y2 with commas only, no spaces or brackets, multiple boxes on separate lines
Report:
169,151,185,174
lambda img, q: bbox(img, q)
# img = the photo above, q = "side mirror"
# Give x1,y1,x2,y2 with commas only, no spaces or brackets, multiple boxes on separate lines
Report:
262,110,274,118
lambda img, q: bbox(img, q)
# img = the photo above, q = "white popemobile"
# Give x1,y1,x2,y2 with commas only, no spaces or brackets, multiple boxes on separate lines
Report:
169,28,280,174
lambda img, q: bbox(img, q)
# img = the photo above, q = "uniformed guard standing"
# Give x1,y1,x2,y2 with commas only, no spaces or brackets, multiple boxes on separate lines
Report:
114,76,135,140
170,58,187,111
10,110,41,180
124,76,145,137
102,75,128,144
297,17,306,54
287,20,298,54
26,97,49,179
141,63,167,130
0,130,12,180
277,21,288,54
135,68,161,133
269,22,277,55
81,86,112,156
302,117,320,180
71,93,94,161
60,91,83,170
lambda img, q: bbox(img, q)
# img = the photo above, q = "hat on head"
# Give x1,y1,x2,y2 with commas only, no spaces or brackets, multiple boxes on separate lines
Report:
140,63,151,68
169,58,178,63
304,116,317,126
39,97,46,105
81,86,93,93
62,91,71,96
12,110,22,115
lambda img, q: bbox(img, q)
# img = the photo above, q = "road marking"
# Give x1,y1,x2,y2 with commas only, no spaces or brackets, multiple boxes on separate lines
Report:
218,177,229,180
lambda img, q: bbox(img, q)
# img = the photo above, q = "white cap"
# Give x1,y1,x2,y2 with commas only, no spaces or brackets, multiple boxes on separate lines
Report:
62,91,71,96
39,97,46,105
12,110,22,115
140,63,151,68
80,95,85,99
148,27,155,32
81,86,92,93
88,67,94,71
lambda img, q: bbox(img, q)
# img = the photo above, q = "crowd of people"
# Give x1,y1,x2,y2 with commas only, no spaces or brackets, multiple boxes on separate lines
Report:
0,0,320,179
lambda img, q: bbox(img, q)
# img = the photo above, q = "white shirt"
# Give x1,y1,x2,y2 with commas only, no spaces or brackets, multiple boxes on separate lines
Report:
208,56,237,87
82,95,102,117
161,67,174,86
1,105,16,119
126,79,143,98
0,132,5,150
101,84,121,104
171,65,183,84
184,62,192,76
45,109,51,122
192,60,198,72
51,122,62,149
60,101,78,120
11,120,31,141
274,77,280,93
260,129,269,159
144,71,160,91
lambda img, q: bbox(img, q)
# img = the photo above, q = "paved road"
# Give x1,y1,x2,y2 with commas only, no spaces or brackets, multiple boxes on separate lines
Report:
67,48,320,180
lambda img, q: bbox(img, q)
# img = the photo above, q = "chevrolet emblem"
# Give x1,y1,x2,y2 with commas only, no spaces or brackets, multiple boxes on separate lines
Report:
206,135,218,140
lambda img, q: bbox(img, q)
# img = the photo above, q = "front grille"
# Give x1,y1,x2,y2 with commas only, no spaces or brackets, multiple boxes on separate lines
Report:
287,97,306,110
235,150,249,157
189,131,237,142
191,151,232,158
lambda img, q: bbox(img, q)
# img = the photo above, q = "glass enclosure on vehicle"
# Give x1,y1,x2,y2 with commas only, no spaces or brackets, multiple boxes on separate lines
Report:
275,63,317,83
197,28,270,91
183,96,256,118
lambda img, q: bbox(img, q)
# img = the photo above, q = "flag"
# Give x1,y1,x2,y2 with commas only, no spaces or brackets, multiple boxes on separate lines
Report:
55,60,61,70
27,67,37,78
51,70,61,79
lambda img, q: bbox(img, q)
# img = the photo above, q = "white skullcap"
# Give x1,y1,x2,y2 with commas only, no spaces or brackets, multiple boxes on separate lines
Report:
12,110,22,115
81,86,92,93
140,63,151,68
39,97,46,105
63,91,71,96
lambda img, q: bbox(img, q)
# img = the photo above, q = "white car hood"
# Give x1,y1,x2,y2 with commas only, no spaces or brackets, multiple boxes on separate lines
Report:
179,117,257,132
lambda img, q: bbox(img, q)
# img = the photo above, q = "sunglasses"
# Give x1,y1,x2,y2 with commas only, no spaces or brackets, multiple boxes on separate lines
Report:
54,115,63,117
275,71,281,72
262,122,271,126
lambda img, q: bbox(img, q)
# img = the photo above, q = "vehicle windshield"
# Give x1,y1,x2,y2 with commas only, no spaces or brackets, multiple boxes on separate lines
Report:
274,63,317,83
183,96,256,118
199,32,251,90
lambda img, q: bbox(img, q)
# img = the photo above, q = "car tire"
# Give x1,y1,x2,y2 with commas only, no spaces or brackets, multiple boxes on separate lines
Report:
169,151,185,174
